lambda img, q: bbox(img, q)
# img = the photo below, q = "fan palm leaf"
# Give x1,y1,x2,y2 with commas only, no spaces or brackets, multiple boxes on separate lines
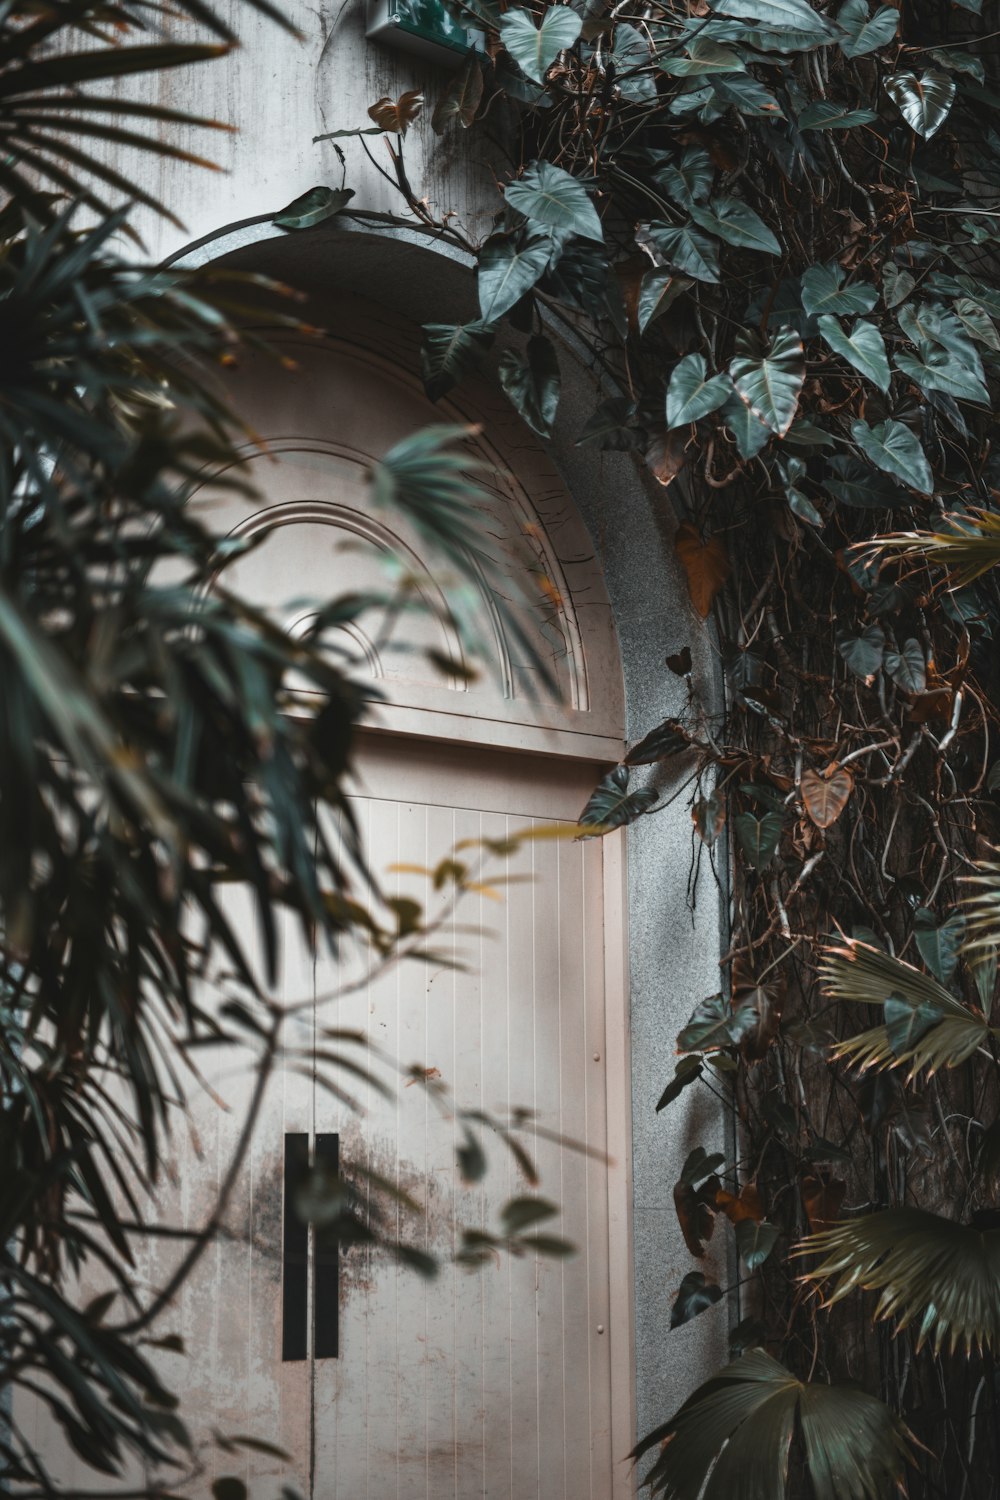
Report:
867,509,1000,588
631,1349,913,1500
821,936,993,1078
801,1209,1000,1354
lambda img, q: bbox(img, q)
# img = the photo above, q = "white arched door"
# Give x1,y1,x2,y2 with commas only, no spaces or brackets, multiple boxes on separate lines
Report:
16,308,634,1499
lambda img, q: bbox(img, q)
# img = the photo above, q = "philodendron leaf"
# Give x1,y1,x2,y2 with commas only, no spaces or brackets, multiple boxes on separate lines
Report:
625,718,690,765
729,328,804,436
884,637,925,694
836,624,884,681
709,0,836,37
913,907,965,984
612,22,657,102
851,418,933,494
632,1349,913,1500
736,1218,779,1271
638,270,693,333
578,764,657,832
431,48,484,132
498,335,560,437
801,262,878,317
817,316,890,391
655,145,714,205
886,70,956,139
954,298,1000,350
420,321,494,401
734,810,783,868
656,1055,703,1111
576,396,638,448
884,992,943,1056
666,353,732,428
895,345,989,405
477,234,549,321
505,161,603,241
798,100,878,129
670,1271,723,1329
659,38,747,75
272,185,354,228
678,993,758,1052
690,196,781,254
722,394,770,458
499,4,582,84
836,0,898,56
637,222,720,283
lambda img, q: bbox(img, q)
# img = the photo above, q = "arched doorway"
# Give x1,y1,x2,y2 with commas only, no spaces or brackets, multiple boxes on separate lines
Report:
126,305,633,1498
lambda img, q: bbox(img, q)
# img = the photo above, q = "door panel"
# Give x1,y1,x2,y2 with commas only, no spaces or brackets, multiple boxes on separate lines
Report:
15,738,620,1500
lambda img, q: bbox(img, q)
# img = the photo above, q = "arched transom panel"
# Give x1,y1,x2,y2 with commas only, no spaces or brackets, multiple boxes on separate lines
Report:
193,302,624,760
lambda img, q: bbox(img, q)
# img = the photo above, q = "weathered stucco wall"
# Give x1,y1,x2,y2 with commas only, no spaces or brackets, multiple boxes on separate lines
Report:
117,0,503,262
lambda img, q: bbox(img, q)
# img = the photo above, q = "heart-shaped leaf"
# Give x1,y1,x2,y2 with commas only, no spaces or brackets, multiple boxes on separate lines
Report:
655,145,714,205
431,49,484,133
666,353,733,428
675,522,730,616
637,221,720,282
420,320,494,401
884,638,925,694
679,992,759,1052
886,70,955,139
729,328,804,435
670,1270,723,1329
735,810,783,868
837,624,885,682
505,160,603,241
709,0,836,36
722,394,771,458
895,345,989,405
626,718,690,765
798,100,878,129
499,334,560,437
499,4,582,83
913,907,965,984
821,455,909,508
637,270,692,333
578,764,657,832
736,1218,779,1270
576,396,638,448
801,262,878,317
612,22,657,101
691,196,781,254
693,793,726,846
656,1055,703,1112
659,38,748,75
801,764,854,828
817,316,890,391
272,185,354,228
851,418,933,494
368,89,425,133
836,0,898,56
477,234,549,321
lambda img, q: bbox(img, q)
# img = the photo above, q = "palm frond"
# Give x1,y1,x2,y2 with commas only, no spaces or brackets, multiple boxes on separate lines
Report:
821,936,992,1078
866,509,1000,588
631,1349,913,1500
801,1209,1000,1354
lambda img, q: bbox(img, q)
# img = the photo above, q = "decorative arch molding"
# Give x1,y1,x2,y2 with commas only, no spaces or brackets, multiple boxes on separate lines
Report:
195,307,624,758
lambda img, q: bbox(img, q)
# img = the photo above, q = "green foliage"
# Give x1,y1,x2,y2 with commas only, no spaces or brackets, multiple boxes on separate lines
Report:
631,1349,913,1500
803,1210,1000,1353
347,0,1000,1488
